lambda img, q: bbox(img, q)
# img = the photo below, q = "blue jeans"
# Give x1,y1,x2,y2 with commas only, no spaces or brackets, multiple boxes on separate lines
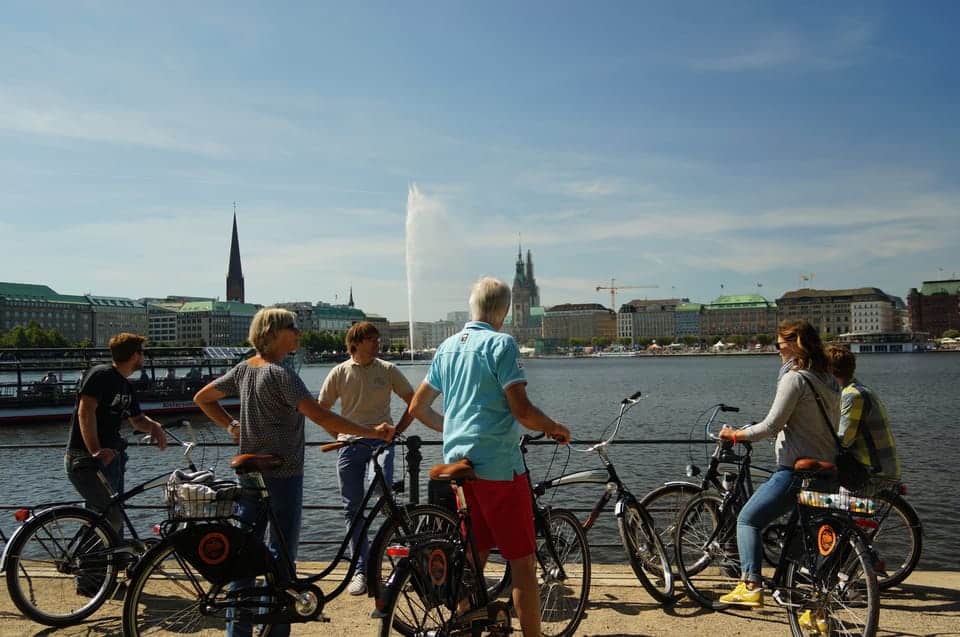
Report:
736,467,798,584
337,440,394,573
227,474,303,637
64,449,127,535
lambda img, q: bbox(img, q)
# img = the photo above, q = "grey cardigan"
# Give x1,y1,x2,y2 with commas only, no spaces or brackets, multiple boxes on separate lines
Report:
737,367,840,468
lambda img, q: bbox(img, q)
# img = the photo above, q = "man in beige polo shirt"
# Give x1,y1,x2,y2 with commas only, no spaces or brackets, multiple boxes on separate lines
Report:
319,321,442,595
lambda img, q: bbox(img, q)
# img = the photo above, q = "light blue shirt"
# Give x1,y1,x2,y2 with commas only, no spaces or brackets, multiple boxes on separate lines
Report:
425,321,527,480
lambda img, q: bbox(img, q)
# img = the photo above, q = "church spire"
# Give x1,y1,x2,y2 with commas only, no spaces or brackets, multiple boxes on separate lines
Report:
226,204,245,302
348,286,355,308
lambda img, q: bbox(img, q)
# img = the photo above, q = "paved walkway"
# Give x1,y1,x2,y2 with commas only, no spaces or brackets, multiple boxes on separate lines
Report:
0,565,957,636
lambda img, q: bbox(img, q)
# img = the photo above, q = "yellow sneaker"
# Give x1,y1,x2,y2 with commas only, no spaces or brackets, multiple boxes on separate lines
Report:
718,581,764,607
798,609,829,633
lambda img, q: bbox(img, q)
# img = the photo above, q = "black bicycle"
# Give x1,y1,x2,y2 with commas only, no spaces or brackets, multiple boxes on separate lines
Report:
120,435,457,637
674,426,880,636
642,402,922,590
526,390,673,603
2,420,202,627
378,440,591,637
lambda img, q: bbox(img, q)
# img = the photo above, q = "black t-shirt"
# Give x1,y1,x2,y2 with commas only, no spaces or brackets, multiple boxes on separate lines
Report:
67,364,142,452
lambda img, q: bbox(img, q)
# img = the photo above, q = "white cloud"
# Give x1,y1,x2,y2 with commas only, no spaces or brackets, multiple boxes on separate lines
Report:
693,21,876,72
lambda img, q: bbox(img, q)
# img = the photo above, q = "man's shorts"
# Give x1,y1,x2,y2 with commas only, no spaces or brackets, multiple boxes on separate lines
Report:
460,472,535,560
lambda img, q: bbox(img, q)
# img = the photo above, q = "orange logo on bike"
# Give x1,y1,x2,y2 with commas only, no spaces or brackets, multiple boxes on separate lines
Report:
817,524,837,556
428,549,447,586
198,531,230,565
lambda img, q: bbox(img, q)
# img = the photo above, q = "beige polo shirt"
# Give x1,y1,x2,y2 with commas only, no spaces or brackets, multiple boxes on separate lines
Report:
319,358,414,439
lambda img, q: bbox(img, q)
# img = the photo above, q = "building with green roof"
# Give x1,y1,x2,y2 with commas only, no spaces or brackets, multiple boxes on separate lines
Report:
177,299,261,346
87,295,148,346
675,303,704,338
0,282,93,344
703,294,777,337
908,280,960,337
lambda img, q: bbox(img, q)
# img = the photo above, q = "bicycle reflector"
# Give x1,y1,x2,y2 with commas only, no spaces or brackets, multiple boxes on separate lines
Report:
14,509,29,523
153,524,162,535
900,484,907,496
386,545,410,558
855,518,880,531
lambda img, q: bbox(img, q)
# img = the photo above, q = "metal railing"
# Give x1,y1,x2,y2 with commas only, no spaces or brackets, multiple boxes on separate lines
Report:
0,436,707,555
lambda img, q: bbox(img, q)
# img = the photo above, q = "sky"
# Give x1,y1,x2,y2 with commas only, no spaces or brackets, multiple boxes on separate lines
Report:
1,1,958,321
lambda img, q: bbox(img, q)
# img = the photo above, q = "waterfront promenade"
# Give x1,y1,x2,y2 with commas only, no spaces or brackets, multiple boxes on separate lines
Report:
0,563,956,636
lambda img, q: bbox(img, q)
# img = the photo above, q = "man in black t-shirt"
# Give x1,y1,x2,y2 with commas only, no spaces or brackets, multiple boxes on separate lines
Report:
65,333,167,533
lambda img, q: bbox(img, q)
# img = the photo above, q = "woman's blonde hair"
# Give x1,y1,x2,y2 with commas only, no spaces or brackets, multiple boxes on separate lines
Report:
248,308,298,356
779,319,828,373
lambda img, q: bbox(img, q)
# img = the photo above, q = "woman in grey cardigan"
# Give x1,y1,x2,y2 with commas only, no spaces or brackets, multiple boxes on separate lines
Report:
716,319,839,608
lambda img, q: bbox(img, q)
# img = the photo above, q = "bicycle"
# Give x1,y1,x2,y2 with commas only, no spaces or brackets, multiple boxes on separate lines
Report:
642,402,922,590
1,420,203,627
674,426,880,636
525,390,673,603
378,439,591,637
120,435,457,636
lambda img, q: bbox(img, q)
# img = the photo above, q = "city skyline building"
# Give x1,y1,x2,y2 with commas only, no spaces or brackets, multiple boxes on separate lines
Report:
226,210,245,303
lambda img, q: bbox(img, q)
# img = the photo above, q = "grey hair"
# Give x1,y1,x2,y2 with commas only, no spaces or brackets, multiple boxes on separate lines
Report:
248,308,297,355
469,277,511,323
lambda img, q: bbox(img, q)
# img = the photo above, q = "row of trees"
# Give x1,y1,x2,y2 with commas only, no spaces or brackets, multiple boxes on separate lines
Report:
0,322,84,348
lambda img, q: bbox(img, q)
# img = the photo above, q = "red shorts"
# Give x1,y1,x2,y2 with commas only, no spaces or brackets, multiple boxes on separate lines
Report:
459,472,536,560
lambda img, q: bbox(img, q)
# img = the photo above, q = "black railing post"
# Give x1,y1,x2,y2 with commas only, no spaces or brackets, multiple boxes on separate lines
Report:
405,435,423,505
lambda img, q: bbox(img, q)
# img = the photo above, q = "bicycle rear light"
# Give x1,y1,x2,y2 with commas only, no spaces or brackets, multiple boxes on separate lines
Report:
13,508,29,523
153,524,162,535
855,518,879,531
899,484,907,496
386,545,410,558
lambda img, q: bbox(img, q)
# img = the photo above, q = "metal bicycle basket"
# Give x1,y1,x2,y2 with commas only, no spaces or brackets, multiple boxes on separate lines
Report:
164,474,242,521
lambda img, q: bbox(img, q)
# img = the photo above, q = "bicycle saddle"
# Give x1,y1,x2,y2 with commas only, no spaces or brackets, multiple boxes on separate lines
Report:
793,457,837,476
429,458,477,482
230,453,284,474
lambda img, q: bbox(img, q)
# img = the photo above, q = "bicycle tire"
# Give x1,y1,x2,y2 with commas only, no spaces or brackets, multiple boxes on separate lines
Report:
367,503,459,601
784,520,879,637
638,483,701,575
538,508,591,637
122,540,274,637
5,506,120,627
617,499,674,604
869,491,922,590
378,563,459,637
674,492,740,609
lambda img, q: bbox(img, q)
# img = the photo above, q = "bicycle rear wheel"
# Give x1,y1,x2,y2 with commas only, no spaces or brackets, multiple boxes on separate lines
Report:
784,523,879,637
367,504,459,601
675,493,740,609
122,541,273,636
5,506,120,626
868,491,922,589
617,499,674,603
378,565,457,637
538,508,590,637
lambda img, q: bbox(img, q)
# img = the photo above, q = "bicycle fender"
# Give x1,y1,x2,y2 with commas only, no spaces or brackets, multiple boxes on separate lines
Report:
0,505,93,572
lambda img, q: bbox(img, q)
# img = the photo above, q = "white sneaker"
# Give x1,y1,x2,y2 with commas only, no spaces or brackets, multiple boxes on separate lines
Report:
348,572,367,596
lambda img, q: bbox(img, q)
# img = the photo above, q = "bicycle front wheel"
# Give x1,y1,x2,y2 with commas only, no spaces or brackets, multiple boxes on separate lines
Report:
617,499,674,604
638,482,701,575
122,541,274,636
367,503,459,602
784,525,879,637
869,491,922,589
675,493,740,609
538,508,590,637
5,506,120,626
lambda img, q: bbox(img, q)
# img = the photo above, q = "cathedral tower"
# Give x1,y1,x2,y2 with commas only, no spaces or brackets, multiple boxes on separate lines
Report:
226,209,245,303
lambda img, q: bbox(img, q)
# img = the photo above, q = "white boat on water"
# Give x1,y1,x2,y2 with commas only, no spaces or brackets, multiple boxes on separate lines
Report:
0,346,251,425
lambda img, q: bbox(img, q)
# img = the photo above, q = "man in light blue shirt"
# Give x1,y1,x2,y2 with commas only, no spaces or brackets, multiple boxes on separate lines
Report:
411,276,570,637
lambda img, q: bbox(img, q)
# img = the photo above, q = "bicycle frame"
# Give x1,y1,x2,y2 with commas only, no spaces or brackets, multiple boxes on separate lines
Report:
0,424,198,573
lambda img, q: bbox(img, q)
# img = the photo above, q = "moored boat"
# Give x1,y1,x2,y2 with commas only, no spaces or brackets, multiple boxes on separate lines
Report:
0,346,251,425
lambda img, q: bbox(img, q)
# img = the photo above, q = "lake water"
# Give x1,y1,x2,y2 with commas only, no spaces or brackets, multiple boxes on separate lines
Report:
1,353,956,568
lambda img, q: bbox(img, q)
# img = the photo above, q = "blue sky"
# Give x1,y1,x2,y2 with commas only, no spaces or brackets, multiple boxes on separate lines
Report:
1,2,958,321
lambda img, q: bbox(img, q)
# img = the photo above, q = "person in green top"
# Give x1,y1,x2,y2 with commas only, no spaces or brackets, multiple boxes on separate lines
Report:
825,345,901,481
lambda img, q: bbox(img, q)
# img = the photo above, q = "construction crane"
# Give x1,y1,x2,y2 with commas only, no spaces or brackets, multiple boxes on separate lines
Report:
595,278,659,311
